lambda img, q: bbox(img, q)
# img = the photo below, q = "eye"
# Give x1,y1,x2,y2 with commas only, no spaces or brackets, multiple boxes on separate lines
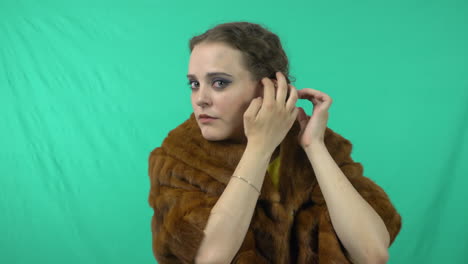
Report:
187,80,197,89
213,79,230,89
187,79,231,90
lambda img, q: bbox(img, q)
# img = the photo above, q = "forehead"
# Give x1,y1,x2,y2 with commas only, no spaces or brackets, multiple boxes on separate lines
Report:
188,42,245,76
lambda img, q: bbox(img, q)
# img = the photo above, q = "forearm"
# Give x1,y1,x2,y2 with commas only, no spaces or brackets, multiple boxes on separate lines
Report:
304,142,390,264
195,143,272,264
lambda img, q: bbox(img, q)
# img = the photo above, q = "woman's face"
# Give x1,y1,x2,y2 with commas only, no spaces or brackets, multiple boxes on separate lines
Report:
187,41,262,143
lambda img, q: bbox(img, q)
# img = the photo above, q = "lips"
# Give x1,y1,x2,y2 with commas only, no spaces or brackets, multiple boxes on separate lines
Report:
199,114,216,119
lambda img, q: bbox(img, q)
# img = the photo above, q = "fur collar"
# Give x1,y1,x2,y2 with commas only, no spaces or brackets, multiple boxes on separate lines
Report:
159,112,350,219
151,112,402,263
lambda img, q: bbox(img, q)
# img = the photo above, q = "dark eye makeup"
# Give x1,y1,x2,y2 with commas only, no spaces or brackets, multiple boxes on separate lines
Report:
188,79,231,89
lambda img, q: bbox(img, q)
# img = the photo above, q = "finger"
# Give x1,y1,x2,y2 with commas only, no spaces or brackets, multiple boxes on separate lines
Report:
297,88,323,99
286,84,298,111
312,93,331,105
299,107,310,120
298,89,332,106
322,96,333,109
275,72,287,104
296,106,305,120
262,77,275,107
296,107,308,131
312,97,320,105
291,106,299,121
243,97,263,120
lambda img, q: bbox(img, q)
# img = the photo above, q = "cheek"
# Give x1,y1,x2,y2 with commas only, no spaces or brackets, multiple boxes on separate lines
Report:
219,95,251,117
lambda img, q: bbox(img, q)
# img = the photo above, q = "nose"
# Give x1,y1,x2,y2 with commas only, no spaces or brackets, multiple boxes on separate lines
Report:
195,85,212,107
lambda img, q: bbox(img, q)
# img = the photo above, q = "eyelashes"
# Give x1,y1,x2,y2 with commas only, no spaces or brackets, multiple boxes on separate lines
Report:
188,79,231,90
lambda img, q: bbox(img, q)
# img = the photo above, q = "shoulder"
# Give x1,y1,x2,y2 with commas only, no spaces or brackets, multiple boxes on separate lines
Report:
148,146,165,170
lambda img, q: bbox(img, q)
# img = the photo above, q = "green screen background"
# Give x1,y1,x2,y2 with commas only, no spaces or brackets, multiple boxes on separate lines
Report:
1,0,467,263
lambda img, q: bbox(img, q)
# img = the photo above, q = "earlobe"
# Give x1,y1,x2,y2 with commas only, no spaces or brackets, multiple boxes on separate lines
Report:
255,82,264,98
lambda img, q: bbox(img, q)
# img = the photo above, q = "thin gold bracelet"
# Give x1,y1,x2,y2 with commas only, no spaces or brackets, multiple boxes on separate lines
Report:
231,175,261,194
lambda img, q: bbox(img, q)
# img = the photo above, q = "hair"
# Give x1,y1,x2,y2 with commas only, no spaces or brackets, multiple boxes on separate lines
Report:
188,21,296,84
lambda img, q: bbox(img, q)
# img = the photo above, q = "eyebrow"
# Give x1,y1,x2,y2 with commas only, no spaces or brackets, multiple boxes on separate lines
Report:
186,72,233,79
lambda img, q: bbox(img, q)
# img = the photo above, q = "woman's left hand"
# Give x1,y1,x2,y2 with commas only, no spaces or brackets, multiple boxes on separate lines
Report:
295,88,333,148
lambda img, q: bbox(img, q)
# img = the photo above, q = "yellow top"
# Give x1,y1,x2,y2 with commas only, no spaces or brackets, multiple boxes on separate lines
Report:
267,155,281,190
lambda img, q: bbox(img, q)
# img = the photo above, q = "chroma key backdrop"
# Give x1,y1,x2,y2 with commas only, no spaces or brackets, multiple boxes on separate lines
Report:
1,0,467,263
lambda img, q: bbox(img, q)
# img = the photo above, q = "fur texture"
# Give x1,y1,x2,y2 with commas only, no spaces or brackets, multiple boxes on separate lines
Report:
148,113,402,263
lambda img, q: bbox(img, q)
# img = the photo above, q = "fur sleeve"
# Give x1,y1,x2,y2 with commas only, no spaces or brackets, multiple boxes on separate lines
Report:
148,149,271,264
147,149,219,264
320,130,403,246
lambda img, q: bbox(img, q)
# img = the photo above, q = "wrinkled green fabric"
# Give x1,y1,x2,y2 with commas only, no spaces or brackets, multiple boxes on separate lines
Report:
1,1,467,263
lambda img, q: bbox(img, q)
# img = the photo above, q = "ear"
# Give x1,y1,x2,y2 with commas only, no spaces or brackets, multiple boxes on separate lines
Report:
255,77,277,98
255,80,264,98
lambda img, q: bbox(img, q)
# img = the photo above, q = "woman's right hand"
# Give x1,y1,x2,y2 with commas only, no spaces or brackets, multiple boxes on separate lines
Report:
243,71,299,154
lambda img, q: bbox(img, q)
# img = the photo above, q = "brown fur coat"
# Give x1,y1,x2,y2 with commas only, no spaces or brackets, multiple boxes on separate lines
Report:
148,112,402,263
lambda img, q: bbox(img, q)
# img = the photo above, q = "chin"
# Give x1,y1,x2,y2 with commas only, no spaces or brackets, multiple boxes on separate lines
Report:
199,129,229,142
201,134,227,142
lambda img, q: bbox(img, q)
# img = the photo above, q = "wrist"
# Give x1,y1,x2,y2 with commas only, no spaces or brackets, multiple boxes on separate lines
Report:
245,142,274,160
303,141,327,155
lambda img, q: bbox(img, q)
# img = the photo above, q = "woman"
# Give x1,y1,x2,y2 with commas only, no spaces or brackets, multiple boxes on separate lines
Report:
148,21,402,264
